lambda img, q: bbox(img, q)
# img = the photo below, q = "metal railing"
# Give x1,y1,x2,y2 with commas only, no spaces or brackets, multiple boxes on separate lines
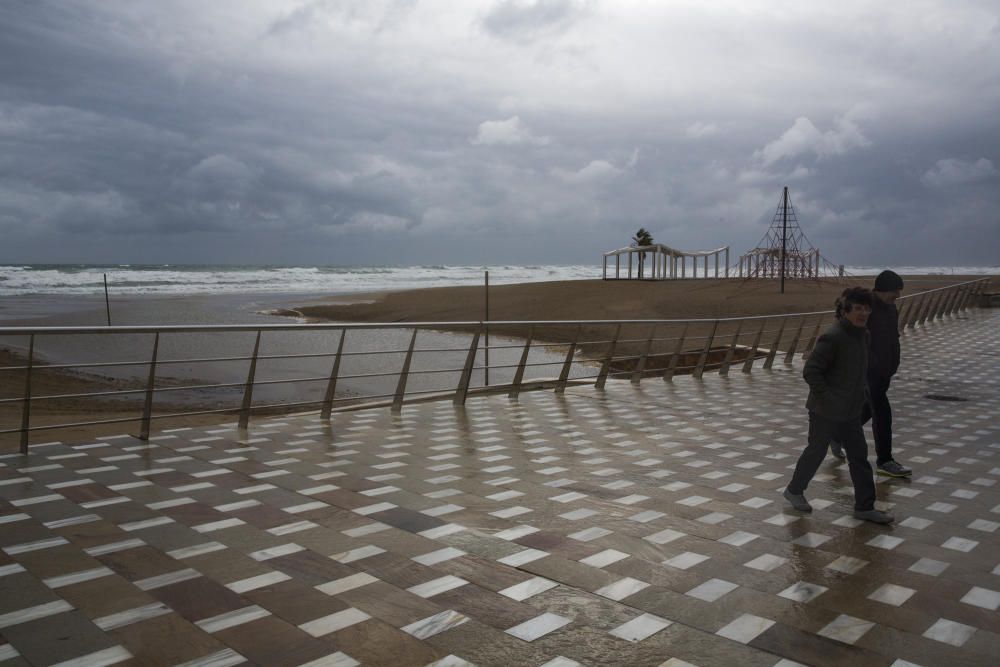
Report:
0,277,990,452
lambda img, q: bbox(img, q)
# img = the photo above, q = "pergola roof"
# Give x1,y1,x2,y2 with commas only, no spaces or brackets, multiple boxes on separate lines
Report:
603,243,729,258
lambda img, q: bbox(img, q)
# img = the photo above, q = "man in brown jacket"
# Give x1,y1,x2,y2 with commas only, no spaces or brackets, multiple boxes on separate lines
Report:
784,287,894,524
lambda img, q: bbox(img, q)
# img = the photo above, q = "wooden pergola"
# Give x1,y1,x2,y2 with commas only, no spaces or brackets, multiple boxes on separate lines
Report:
603,244,730,280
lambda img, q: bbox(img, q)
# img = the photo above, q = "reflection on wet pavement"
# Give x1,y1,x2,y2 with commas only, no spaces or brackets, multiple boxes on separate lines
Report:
0,309,997,666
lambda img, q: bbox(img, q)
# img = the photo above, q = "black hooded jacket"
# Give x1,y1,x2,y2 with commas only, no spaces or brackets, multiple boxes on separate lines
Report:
867,296,900,379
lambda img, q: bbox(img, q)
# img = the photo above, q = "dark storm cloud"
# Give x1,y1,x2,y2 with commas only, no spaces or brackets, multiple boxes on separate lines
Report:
0,1,998,266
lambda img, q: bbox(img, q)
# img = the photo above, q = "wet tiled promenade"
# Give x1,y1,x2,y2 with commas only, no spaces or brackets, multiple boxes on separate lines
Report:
1,309,998,666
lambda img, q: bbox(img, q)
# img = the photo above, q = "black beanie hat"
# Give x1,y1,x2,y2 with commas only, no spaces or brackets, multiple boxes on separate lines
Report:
874,270,904,292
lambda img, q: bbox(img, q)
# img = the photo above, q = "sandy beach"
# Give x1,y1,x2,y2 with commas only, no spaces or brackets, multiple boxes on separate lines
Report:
2,274,990,450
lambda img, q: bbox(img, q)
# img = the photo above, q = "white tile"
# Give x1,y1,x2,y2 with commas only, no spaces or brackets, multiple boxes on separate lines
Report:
909,558,949,576
868,583,915,606
718,531,758,547
817,614,875,644
941,537,978,552
716,613,774,643
0,600,73,629
316,572,379,596
95,602,173,631
226,571,292,594
568,527,612,542
401,609,468,640
413,547,466,566
866,535,903,550
48,645,133,667
505,612,573,642
608,613,671,642
922,618,976,647
580,549,629,568
488,545,546,568
826,556,868,575
196,605,271,633
778,581,828,603
960,586,1000,611
663,552,709,570
135,568,202,591
299,608,371,637
407,575,468,599
644,528,685,545
499,577,559,601
595,577,649,601
744,554,786,572
331,545,385,563
686,578,738,602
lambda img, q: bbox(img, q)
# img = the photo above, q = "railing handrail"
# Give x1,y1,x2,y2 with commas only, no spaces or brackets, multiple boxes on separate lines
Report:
1,276,989,452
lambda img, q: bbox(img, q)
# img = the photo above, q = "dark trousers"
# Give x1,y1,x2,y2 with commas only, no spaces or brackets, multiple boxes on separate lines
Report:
788,411,876,511
862,373,893,465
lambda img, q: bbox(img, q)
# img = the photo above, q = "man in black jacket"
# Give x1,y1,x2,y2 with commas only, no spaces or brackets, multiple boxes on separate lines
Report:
784,287,893,524
830,270,911,477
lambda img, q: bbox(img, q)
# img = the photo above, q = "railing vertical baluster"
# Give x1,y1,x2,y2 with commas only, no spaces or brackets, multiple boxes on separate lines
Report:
238,331,261,431
454,327,481,406
664,322,688,382
972,279,987,306
392,329,418,414
955,285,974,315
555,325,581,394
321,329,346,420
928,290,944,321
19,334,34,453
719,321,743,377
742,319,766,374
596,324,622,389
139,332,159,441
897,298,911,333
693,321,718,379
917,292,934,326
631,324,657,385
802,317,824,359
763,318,787,370
784,316,807,363
940,287,958,319
509,327,533,399
907,293,927,329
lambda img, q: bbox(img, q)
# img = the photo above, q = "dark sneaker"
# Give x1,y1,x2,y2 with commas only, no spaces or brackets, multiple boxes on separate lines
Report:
853,509,894,524
829,441,846,460
783,489,812,512
877,460,912,477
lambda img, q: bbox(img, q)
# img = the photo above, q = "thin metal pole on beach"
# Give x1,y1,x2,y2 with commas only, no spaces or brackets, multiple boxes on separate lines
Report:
484,270,489,386
104,273,112,326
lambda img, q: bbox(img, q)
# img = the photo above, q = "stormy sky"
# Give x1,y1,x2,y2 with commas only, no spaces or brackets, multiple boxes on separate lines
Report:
1,0,998,267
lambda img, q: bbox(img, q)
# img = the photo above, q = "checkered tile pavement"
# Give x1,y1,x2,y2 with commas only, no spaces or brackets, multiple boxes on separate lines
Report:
0,309,998,666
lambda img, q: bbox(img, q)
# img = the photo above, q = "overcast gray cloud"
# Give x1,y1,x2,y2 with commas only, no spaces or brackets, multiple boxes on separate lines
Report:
1,0,998,266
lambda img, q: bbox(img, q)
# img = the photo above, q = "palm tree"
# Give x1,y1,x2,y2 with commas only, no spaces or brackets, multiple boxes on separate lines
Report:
631,228,654,278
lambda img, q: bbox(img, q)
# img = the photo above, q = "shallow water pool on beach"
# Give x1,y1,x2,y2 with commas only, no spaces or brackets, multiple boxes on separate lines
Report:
0,292,590,410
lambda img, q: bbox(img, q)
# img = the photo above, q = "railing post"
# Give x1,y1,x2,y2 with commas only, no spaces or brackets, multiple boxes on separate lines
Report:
392,329,418,413
802,317,824,359
321,329,346,420
509,327,533,399
454,327,482,406
631,324,658,384
742,319,766,374
763,318,787,370
596,324,622,389
784,316,807,364
719,321,743,377
238,331,261,430
664,322,688,382
555,325,581,394
139,332,159,441
19,334,34,454
693,320,719,379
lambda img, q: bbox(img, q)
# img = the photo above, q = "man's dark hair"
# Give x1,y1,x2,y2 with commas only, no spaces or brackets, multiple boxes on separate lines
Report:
835,286,873,318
